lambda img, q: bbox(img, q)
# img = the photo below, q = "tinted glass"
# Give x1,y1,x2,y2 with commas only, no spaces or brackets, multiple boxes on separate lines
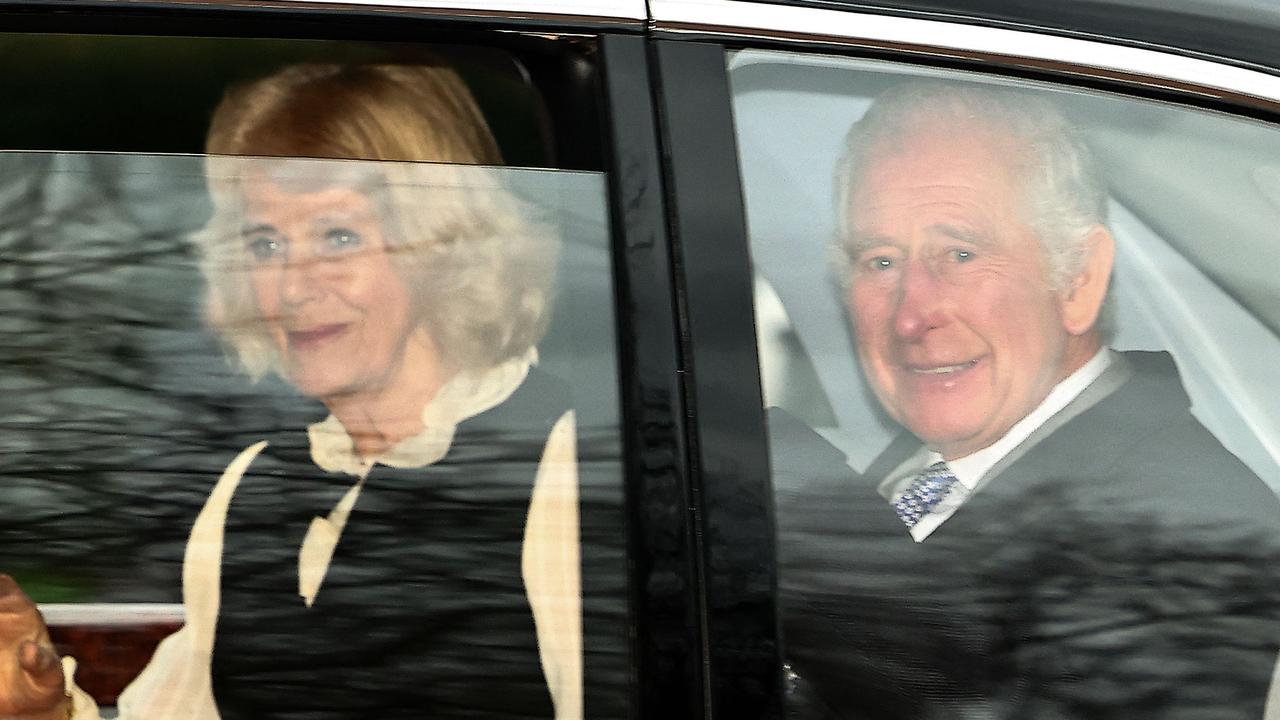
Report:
0,33,627,720
729,48,1280,718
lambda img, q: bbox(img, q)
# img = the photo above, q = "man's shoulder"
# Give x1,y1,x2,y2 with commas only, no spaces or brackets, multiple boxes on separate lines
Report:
1001,349,1280,532
1104,352,1271,491
1106,396,1280,530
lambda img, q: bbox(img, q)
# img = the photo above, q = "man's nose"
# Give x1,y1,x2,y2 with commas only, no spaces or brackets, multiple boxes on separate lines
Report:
892,259,947,341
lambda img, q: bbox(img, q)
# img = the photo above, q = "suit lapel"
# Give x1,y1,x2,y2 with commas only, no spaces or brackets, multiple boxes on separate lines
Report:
879,353,1134,541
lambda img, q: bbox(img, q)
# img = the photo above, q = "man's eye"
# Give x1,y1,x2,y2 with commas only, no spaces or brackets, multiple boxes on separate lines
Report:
246,236,283,260
866,256,895,271
324,228,363,251
949,248,976,263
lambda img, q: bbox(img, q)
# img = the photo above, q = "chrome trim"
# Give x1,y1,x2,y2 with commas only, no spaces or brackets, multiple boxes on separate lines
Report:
98,0,645,25
40,603,185,627
650,0,1280,111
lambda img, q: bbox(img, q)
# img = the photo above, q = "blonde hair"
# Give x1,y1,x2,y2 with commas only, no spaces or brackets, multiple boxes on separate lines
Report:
197,63,557,379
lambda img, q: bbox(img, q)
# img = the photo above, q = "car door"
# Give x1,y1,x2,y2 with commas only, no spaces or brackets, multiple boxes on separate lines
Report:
646,1,1280,718
0,3,707,718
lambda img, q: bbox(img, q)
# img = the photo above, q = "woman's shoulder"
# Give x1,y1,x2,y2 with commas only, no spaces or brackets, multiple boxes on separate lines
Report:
469,364,572,430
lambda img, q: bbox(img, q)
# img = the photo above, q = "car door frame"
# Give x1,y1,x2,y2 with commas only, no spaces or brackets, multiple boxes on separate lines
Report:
645,3,1280,720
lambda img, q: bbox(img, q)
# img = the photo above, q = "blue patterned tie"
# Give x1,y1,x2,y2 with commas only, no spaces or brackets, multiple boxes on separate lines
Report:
893,461,960,529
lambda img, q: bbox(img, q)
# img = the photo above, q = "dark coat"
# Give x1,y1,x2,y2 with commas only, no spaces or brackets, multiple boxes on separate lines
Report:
775,351,1280,719
211,368,568,720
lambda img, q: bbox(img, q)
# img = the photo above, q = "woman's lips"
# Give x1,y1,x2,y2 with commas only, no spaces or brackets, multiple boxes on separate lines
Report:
287,324,348,350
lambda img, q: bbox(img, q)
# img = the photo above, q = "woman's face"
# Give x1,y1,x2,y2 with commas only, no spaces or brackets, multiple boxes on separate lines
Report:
240,179,425,402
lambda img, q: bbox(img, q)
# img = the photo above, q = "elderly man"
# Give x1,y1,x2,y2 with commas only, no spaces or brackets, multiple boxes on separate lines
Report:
775,83,1280,719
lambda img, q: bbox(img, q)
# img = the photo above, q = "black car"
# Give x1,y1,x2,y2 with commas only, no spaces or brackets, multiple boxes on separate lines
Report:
2,0,1280,717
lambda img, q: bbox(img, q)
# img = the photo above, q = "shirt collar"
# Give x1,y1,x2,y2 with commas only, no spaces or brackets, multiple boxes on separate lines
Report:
925,348,1112,490
307,348,536,478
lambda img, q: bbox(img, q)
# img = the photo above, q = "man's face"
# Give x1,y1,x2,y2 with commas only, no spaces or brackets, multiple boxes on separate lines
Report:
845,123,1077,459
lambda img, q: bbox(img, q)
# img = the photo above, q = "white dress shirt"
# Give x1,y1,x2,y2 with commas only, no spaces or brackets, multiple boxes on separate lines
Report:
879,349,1113,542
64,351,583,720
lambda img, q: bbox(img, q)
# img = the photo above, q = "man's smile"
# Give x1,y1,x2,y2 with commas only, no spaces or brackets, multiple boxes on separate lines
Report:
903,358,981,375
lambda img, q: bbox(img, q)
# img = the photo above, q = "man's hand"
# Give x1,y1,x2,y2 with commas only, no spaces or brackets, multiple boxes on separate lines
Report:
0,575,69,720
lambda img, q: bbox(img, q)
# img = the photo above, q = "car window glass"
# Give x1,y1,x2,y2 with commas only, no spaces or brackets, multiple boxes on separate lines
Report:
0,33,627,719
729,48,1280,718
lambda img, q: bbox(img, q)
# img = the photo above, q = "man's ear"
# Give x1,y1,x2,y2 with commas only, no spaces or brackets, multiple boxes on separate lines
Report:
1060,226,1115,336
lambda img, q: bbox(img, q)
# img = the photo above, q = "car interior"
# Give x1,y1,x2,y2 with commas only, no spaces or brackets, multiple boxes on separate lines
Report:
730,49,1280,491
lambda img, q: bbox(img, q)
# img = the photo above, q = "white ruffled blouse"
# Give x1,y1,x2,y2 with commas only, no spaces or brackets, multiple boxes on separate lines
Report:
65,352,582,720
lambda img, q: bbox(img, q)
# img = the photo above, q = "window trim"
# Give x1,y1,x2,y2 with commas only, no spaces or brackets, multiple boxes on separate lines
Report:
38,0,645,26
649,0,1280,116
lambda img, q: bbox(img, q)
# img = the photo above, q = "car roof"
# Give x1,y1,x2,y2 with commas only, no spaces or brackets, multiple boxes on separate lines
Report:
747,0,1280,73
176,0,1280,75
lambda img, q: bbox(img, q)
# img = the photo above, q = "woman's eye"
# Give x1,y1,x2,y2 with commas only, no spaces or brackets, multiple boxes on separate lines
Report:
324,228,363,251
246,236,283,260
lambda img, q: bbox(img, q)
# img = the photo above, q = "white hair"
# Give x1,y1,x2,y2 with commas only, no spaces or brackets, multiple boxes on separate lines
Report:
834,81,1110,292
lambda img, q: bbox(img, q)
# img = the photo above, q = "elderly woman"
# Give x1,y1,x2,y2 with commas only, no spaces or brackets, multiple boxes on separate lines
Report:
0,63,581,720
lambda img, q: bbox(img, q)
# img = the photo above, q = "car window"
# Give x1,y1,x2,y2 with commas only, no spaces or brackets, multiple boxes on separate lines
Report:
728,48,1280,718
0,32,627,718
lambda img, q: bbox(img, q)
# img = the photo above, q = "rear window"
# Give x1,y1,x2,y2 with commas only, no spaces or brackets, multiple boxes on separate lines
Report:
0,31,627,718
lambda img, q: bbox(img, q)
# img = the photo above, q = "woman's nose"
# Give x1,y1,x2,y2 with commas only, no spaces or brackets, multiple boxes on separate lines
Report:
280,255,322,306
891,260,947,341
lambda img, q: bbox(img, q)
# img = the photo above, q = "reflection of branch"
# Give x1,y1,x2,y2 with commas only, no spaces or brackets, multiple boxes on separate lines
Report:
781,478,1280,720
0,162,272,599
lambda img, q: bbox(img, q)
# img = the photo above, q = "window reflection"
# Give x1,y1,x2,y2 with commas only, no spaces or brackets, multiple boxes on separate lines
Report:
0,68,624,720
1,151,623,717
731,53,1280,718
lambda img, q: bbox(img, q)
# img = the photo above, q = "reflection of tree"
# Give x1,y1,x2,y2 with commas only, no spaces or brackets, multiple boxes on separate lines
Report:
576,428,629,718
0,153,318,602
976,493,1280,720
779,475,1280,720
